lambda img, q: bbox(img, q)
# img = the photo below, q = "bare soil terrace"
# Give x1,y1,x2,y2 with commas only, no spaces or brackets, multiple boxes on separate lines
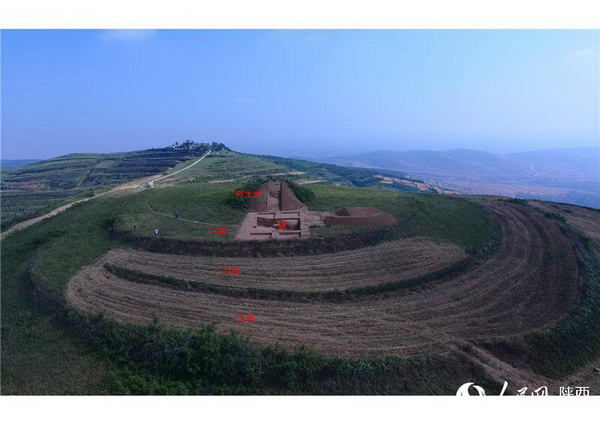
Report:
79,237,465,293
530,201,600,246
66,201,580,357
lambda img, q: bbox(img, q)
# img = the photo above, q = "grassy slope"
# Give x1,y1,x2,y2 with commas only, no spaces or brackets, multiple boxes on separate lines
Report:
161,151,287,183
161,152,436,195
110,181,491,251
1,148,435,231
1,182,498,394
114,183,247,242
0,147,210,228
306,184,490,249
1,197,122,393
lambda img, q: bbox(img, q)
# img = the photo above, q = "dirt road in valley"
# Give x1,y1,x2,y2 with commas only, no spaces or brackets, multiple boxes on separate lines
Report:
67,201,580,357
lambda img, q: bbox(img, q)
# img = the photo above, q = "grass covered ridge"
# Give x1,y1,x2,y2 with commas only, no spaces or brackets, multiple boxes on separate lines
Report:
112,182,494,251
2,182,501,394
482,225,600,379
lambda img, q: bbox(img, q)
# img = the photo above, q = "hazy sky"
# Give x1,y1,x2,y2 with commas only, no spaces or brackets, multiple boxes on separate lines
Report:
1,30,598,159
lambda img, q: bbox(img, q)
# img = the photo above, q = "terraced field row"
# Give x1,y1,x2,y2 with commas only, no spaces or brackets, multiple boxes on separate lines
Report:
531,201,600,246
67,202,581,357
102,237,465,292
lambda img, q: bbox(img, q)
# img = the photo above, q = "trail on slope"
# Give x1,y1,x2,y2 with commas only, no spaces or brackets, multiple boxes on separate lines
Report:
0,151,211,239
147,150,211,188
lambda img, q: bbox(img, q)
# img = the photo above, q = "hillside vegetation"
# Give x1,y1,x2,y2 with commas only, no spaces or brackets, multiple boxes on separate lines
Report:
3,165,600,395
110,181,492,250
1,182,497,394
1,145,442,232
0,142,223,229
154,151,287,184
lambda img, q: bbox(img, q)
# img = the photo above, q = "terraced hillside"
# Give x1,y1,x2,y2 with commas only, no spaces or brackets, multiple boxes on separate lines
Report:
4,161,599,395
154,151,288,184
1,145,440,234
0,142,218,229
67,201,580,357
151,150,441,195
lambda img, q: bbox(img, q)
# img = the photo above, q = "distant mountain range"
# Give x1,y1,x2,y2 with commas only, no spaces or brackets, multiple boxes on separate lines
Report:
1,159,41,168
319,147,600,208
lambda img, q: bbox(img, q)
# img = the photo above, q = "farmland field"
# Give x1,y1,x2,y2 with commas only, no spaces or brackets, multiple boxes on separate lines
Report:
0,144,216,229
154,151,288,184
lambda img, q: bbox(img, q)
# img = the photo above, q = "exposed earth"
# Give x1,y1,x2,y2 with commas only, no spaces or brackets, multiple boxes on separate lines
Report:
67,201,581,361
235,180,397,241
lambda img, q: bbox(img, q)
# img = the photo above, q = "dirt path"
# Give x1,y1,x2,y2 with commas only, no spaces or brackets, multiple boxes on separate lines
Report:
1,200,88,240
0,174,156,240
147,150,211,188
67,201,580,358
0,151,212,240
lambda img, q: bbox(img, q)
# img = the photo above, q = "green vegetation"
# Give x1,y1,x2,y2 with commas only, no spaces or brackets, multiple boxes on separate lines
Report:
114,183,247,242
2,147,435,231
225,177,266,210
52,310,496,395
483,227,600,379
1,142,220,228
2,187,498,394
286,180,316,203
168,151,287,183
306,184,492,250
544,211,568,223
503,197,529,204
109,180,493,256
1,198,120,393
1,190,82,231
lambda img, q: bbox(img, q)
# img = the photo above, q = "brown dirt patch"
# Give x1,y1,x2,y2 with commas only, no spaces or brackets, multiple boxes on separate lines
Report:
531,201,600,245
247,181,306,213
323,207,397,226
88,237,465,293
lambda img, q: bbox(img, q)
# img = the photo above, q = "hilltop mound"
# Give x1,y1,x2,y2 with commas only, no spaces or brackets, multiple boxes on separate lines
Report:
247,181,306,212
67,201,581,358
323,207,397,226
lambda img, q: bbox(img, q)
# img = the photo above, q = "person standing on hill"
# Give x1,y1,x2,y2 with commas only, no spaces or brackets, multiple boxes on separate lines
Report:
154,228,159,238
174,210,179,218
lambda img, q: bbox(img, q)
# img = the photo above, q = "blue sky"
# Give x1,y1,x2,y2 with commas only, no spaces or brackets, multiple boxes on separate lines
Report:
1,30,598,159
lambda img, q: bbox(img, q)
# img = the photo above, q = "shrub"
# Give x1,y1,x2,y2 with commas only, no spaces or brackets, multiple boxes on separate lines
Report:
284,180,316,203
225,177,266,210
544,211,567,223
